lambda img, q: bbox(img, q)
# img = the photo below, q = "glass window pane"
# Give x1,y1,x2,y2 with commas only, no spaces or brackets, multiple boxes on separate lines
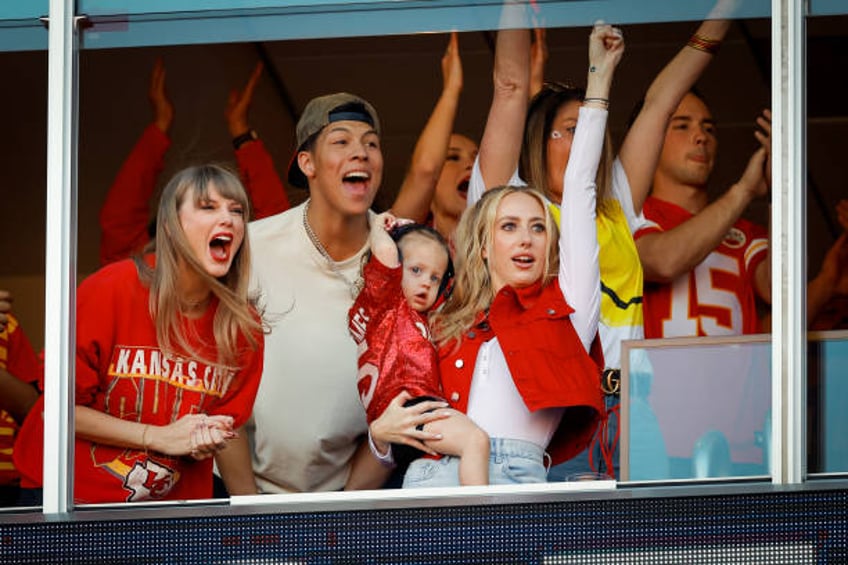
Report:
63,0,815,509
622,338,772,481
810,332,848,473
0,47,47,510
806,13,848,475
75,0,772,49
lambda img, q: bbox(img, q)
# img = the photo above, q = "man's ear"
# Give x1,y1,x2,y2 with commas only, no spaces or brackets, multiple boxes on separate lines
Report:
297,151,315,180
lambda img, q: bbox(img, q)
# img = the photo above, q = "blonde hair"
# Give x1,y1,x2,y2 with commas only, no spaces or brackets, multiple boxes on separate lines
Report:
135,164,262,369
431,185,559,349
520,84,614,216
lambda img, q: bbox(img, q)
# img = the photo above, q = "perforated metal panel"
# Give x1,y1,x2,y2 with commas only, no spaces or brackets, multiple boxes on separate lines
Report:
1,488,846,563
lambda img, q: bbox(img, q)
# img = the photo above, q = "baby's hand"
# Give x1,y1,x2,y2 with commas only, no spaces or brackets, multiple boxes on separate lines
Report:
375,211,414,233
374,211,398,233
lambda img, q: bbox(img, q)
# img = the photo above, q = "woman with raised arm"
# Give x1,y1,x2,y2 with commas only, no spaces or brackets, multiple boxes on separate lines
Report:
471,2,735,479
395,23,621,487
391,32,478,243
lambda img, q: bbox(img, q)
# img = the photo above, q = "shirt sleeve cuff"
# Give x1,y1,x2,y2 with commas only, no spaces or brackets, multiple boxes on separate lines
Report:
368,428,396,468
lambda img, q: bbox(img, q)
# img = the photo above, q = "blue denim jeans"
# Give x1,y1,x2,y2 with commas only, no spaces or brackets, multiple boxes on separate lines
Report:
402,437,548,488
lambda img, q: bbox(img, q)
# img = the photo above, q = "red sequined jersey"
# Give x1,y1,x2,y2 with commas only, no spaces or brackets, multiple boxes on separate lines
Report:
349,258,442,423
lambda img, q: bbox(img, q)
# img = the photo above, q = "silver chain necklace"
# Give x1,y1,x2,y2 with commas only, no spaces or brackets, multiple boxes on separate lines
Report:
302,200,364,299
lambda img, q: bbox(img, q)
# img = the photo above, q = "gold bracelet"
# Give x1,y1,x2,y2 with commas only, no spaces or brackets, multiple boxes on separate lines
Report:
687,33,721,55
141,424,151,453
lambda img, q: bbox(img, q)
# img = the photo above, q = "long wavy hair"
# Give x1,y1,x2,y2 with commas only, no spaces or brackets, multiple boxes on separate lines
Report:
519,82,614,216
431,185,559,349
135,164,263,369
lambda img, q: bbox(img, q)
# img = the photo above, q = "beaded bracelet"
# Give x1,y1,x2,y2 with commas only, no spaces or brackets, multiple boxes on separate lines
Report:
687,33,721,55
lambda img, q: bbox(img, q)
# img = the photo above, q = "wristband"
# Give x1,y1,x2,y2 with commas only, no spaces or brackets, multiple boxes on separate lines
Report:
687,33,721,55
368,428,396,468
232,129,259,150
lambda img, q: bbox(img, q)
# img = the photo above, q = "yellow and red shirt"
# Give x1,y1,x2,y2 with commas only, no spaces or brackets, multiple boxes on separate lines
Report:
0,314,42,485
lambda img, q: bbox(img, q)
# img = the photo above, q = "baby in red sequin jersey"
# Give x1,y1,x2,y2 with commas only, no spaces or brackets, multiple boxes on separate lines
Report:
349,212,489,486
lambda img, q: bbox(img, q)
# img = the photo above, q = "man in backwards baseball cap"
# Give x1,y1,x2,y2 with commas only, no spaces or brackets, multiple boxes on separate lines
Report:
287,92,381,190
238,93,395,495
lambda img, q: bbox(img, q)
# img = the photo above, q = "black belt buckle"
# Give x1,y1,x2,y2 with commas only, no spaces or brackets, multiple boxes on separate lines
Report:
601,368,621,396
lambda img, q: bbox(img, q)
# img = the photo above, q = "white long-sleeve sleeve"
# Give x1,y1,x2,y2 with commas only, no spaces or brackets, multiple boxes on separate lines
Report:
467,157,524,208
558,106,605,352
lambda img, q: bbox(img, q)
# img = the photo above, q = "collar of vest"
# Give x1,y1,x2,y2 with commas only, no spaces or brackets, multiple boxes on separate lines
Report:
495,280,546,311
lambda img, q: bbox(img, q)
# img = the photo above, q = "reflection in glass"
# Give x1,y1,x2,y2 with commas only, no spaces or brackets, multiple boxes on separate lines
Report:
810,332,848,473
623,332,848,481
622,337,772,481
0,47,47,511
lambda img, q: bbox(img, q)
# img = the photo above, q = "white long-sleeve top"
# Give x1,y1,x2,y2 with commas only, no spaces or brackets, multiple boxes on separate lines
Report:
465,106,605,447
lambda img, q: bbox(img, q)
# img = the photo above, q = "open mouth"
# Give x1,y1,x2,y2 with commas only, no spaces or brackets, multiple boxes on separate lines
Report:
343,170,371,191
457,179,469,198
512,254,536,267
209,234,233,262
413,291,431,309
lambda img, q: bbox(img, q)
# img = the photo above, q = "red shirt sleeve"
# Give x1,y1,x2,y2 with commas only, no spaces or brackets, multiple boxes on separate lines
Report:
3,315,42,385
235,139,290,220
633,196,664,241
99,125,171,266
742,219,769,277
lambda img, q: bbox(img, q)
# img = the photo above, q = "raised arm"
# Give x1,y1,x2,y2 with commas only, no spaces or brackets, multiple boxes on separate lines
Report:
636,111,771,283
475,3,532,194
99,58,171,265
751,110,772,304
227,62,291,220
529,27,548,99
808,199,848,325
369,212,403,268
391,33,463,222
147,57,174,134
809,232,848,325
559,24,623,351
619,3,735,214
